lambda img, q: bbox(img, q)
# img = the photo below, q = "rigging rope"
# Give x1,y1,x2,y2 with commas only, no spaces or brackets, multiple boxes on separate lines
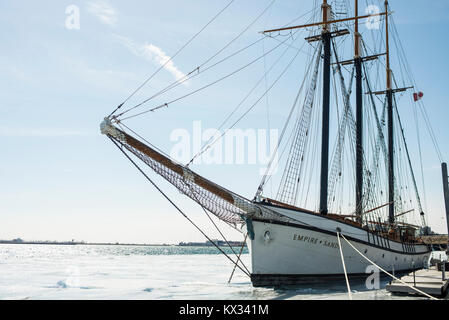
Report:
185,181,251,274
276,42,322,205
228,233,248,283
393,94,426,227
389,13,443,163
115,1,278,119
363,62,395,223
188,30,306,167
117,37,267,118
256,50,316,198
109,0,236,117
182,32,307,168
116,32,299,122
109,136,251,278
327,54,356,211
412,94,428,215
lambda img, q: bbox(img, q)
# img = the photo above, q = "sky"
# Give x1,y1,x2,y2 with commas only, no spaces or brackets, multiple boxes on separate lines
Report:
1,0,449,244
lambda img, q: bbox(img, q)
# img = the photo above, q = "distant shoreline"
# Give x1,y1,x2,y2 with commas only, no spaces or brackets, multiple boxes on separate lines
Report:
0,241,171,247
0,240,246,247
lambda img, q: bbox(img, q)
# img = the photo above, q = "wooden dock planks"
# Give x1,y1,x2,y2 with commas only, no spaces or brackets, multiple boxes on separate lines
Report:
386,267,449,298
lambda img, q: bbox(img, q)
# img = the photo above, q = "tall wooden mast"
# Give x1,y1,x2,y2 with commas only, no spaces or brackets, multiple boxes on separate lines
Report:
385,0,395,224
319,0,331,215
354,0,363,222
354,0,360,58
261,3,388,213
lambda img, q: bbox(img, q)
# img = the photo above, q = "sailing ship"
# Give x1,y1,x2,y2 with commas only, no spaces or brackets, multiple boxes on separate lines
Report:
100,0,443,286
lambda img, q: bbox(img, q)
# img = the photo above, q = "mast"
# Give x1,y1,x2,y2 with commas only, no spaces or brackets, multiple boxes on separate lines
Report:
319,0,331,215
385,0,395,224
260,3,388,213
354,0,363,222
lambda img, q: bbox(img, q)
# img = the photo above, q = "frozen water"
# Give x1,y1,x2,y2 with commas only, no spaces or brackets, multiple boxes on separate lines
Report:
0,244,441,300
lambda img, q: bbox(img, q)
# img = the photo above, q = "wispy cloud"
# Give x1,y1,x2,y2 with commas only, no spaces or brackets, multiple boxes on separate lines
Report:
115,35,188,84
87,0,118,26
142,44,187,82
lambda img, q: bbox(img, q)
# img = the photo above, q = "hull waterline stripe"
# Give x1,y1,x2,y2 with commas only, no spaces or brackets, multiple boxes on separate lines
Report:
251,218,430,256
257,202,429,251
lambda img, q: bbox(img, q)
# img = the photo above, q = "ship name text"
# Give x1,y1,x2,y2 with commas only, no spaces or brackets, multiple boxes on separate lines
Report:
293,234,339,249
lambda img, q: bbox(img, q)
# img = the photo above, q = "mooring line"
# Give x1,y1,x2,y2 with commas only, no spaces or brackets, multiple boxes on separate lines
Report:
336,232,352,300
339,233,439,300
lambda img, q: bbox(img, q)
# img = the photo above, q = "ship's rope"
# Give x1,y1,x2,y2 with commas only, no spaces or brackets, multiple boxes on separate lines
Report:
412,93,428,215
188,29,307,167
116,36,267,118
228,233,249,283
116,32,300,121
275,42,322,205
389,12,443,163
109,137,251,278
359,6,443,226
184,181,251,274
115,0,278,119
327,45,356,213
181,32,307,168
256,42,319,198
109,0,236,117
361,57,398,226
114,5,321,124
340,233,439,300
336,232,353,300
393,94,426,227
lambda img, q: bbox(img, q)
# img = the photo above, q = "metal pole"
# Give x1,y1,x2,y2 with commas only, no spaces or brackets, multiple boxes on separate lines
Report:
355,0,363,223
387,90,395,223
385,0,395,224
442,261,446,281
385,0,391,90
442,163,449,236
319,1,331,215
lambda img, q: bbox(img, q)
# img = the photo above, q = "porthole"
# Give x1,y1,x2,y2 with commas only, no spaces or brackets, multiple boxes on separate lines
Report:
263,230,271,243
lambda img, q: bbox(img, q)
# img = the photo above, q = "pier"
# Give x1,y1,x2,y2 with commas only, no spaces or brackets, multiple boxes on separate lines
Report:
386,266,449,298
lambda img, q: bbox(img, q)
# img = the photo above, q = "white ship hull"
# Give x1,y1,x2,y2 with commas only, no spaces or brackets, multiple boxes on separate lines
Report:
248,203,431,286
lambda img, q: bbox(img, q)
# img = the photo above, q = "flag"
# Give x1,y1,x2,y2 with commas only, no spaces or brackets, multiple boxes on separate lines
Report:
413,91,424,102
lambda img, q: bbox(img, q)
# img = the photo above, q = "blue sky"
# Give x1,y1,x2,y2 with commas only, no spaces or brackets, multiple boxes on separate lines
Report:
1,0,448,243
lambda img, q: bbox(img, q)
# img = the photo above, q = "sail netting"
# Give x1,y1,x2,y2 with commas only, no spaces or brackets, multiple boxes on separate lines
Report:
101,119,295,226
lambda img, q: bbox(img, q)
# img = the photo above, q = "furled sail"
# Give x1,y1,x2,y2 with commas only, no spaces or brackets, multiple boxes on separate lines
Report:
100,118,293,226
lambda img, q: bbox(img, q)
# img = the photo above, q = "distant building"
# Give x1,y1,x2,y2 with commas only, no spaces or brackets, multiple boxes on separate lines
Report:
179,240,246,247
